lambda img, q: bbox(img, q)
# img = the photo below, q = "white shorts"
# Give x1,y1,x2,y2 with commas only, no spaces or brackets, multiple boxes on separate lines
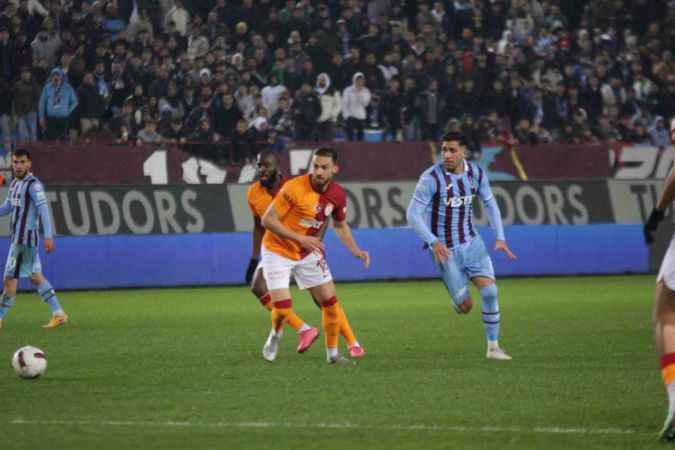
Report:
659,234,675,290
261,247,333,291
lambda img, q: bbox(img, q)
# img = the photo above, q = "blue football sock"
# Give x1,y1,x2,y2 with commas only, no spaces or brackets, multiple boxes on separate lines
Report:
37,280,63,315
480,284,500,343
0,293,15,319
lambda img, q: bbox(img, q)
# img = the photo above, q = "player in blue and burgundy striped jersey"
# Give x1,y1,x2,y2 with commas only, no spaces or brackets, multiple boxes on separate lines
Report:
0,148,68,329
407,132,516,360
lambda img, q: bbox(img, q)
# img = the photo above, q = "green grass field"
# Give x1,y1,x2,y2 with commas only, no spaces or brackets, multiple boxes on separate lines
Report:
0,275,665,450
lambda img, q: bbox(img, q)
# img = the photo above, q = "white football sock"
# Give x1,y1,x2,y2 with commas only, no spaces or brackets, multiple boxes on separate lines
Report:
668,382,675,411
326,347,338,360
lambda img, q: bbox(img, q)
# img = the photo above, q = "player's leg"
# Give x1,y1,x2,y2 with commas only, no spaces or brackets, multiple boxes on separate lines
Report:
260,248,318,361
308,281,346,363
310,291,364,358
295,251,345,363
654,281,675,441
435,249,473,314
26,248,68,328
0,277,17,328
31,273,68,328
250,263,273,311
252,265,313,335
465,237,511,360
0,245,22,327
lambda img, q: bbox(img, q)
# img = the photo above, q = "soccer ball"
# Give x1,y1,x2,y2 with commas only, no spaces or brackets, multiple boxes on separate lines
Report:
11,346,47,379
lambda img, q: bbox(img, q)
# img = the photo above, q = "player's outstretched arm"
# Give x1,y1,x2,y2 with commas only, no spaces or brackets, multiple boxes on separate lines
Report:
333,219,369,268
407,174,450,263
483,197,516,260
645,169,675,244
261,204,323,253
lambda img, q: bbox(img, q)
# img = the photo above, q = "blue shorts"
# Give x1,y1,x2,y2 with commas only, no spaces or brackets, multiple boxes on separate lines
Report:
4,244,42,279
432,236,495,306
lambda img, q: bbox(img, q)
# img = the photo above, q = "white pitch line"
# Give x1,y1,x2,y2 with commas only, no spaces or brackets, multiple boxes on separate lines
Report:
8,419,639,435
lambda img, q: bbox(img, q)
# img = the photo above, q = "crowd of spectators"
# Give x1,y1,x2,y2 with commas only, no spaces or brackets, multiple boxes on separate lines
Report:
0,0,674,164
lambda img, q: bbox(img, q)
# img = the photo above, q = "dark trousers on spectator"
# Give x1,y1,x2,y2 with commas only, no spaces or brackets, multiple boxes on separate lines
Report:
45,117,69,140
295,124,316,141
317,121,336,141
383,126,402,141
422,122,441,141
346,117,365,141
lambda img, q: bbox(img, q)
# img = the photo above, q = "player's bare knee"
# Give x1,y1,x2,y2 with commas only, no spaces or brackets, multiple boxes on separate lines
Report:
29,274,42,285
655,282,675,322
251,284,266,299
458,297,473,314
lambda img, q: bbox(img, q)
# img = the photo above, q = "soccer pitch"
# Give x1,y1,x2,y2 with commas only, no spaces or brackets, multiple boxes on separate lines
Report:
0,275,664,450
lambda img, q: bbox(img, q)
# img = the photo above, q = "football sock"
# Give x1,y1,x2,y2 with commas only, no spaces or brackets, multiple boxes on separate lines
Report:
0,293,15,319
480,284,500,344
322,296,340,355
258,293,273,311
37,280,63,315
326,347,338,360
662,353,675,410
338,304,358,347
271,299,293,333
285,311,307,332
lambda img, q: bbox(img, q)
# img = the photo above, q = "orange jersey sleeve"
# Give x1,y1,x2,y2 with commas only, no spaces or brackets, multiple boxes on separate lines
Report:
262,175,348,260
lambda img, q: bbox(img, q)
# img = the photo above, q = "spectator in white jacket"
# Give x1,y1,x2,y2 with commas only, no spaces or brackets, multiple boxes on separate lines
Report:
342,72,371,141
315,73,341,141
164,0,190,36
261,74,287,117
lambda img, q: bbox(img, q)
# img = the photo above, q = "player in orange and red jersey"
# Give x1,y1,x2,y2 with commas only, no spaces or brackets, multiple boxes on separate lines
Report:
259,148,369,363
645,161,675,441
247,151,319,354
247,150,365,361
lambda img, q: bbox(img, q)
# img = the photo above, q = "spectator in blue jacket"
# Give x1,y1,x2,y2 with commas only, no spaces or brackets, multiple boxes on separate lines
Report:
39,68,78,141
649,116,671,148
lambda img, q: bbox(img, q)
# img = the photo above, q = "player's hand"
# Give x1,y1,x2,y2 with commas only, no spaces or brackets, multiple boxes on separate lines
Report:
353,249,370,268
245,258,258,285
298,235,324,253
645,208,665,244
44,238,54,254
39,118,46,130
494,240,516,260
431,240,450,263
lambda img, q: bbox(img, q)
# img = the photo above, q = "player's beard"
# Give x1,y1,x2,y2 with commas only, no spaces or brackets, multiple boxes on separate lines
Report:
310,174,331,192
260,170,278,189
444,157,462,173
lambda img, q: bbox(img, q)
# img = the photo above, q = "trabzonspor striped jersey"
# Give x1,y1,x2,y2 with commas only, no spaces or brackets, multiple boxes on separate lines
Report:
2,174,51,247
262,174,347,260
411,161,492,249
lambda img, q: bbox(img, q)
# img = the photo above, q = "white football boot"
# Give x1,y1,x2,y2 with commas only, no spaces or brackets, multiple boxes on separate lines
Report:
262,329,283,362
486,346,512,361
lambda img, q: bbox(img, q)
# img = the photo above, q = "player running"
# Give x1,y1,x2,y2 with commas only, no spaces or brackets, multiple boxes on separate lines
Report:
644,166,675,441
0,148,68,329
406,132,516,360
259,147,369,364
246,151,365,360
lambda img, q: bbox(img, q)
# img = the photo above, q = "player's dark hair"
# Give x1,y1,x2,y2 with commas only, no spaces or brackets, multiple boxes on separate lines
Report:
13,148,31,160
313,147,338,163
441,132,469,148
257,150,280,165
